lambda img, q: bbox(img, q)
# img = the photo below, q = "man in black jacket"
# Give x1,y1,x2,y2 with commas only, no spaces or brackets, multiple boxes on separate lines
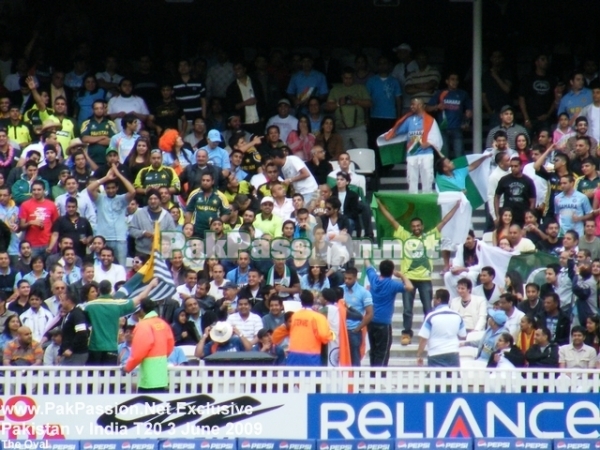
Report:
306,145,333,185
179,149,223,199
59,292,89,365
525,327,559,368
534,293,570,346
226,61,266,137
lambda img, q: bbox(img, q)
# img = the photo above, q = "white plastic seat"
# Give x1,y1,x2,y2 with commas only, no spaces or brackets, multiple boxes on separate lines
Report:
179,345,197,359
347,148,376,175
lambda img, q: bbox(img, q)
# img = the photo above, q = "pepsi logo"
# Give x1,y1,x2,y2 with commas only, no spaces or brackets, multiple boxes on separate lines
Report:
595,444,600,449
122,444,131,450
163,443,172,449
477,441,487,448
280,443,289,449
201,443,210,449
320,444,329,450
242,443,251,449
436,443,445,449
556,444,566,449
357,444,367,450
516,442,524,448
397,443,407,449
84,444,93,450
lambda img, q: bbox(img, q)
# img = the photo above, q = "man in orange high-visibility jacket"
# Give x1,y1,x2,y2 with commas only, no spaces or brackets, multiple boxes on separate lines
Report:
287,290,334,366
125,298,175,392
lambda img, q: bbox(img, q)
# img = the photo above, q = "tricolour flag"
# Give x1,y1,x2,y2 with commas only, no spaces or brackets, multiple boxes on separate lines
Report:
435,153,490,209
376,112,443,166
478,243,559,288
371,191,471,248
115,222,176,301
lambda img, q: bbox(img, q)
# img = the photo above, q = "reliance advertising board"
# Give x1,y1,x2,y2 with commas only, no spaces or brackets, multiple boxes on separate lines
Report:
1,394,600,439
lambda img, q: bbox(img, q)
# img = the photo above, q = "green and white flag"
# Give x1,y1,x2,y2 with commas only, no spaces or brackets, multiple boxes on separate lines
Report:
435,153,490,209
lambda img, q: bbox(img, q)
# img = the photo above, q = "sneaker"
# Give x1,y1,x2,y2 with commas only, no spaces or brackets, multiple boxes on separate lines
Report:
400,334,411,346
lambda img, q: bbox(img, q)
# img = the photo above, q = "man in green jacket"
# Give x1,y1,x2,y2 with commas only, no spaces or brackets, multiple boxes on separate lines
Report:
11,161,49,205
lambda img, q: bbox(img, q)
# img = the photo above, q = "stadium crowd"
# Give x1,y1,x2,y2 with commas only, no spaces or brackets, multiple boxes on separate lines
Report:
0,34,600,383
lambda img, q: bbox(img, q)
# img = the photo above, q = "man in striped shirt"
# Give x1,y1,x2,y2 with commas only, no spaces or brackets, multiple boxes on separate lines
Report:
173,59,207,123
417,288,466,367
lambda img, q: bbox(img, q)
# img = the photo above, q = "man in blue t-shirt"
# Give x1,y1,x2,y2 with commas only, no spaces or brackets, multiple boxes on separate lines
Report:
554,173,593,236
364,255,413,367
341,267,373,366
427,72,473,158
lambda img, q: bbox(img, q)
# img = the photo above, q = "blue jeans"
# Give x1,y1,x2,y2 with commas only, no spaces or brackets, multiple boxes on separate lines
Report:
442,128,464,158
402,280,433,336
348,329,363,367
106,240,128,266
31,246,47,261
428,352,460,367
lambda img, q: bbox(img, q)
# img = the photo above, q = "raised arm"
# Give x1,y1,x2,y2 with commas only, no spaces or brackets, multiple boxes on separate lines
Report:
436,201,461,232
468,153,493,172
111,166,136,201
534,144,554,172
375,197,399,229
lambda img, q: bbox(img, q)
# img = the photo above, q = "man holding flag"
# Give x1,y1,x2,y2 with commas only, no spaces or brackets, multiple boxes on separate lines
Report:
379,97,443,194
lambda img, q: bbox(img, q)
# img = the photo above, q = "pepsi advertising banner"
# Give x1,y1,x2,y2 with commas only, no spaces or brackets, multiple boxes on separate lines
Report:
237,440,314,450
160,441,199,450
308,394,600,439
395,440,472,449
81,442,158,450
317,440,394,450
197,441,237,450
554,441,600,450
475,439,552,449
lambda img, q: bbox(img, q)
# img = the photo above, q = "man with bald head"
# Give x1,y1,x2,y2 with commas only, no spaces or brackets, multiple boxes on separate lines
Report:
3,326,43,366
306,145,333,185
180,148,222,198
508,224,536,253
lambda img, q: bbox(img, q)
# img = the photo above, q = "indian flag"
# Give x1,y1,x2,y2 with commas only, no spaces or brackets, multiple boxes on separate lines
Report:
376,112,443,166
115,222,176,302
478,243,559,289
371,191,472,248
435,153,490,209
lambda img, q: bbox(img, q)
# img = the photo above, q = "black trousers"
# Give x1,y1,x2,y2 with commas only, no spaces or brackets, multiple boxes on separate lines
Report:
138,387,168,393
87,351,118,366
367,322,392,367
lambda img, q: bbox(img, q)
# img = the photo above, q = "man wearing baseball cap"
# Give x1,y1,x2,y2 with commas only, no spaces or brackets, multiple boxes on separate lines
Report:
265,99,298,142
391,43,418,115
254,196,283,238
198,129,230,175
464,308,508,363
485,104,528,149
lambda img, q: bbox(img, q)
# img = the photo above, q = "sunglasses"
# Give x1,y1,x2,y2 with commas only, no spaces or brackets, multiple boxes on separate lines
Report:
133,259,143,264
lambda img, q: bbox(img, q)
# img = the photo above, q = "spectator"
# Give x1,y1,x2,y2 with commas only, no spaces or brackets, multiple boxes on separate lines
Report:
129,189,177,256
226,60,266,137
470,309,508,362
482,50,513,128
172,307,200,346
554,174,592,236
43,328,62,366
287,54,328,111
485,106,528,150
74,75,106,126
444,231,481,299
305,145,333,186
497,293,525,339
315,116,344,162
261,296,285,332
403,51,440,104
19,291,53,341
559,326,596,369
173,59,207,123
59,292,89,365
525,327,559,369
540,260,572,315
518,53,557,133
449,278,487,332
80,100,117,167
519,283,543,317
93,247,126,286
487,332,525,369
579,220,600,260
472,266,502,306
585,315,600,352
516,315,536,353
534,293,570,346
417,288,466,368
226,297,262,343
252,328,286,365
2,326,42,366
196,321,252,358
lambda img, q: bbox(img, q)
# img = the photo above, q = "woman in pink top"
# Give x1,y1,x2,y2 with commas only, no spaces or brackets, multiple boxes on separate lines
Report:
286,114,315,161
515,133,531,165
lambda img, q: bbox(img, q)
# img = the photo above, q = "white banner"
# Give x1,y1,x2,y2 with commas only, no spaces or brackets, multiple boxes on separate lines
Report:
0,394,306,440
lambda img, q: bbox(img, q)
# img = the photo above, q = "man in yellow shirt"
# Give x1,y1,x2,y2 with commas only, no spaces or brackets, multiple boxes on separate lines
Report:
376,198,460,346
6,105,31,149
254,196,283,238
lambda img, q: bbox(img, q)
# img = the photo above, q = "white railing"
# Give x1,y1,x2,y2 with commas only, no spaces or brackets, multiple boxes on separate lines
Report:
2,366,600,395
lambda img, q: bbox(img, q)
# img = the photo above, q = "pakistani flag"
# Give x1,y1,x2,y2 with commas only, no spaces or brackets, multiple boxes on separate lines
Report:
376,111,443,166
115,222,176,302
371,191,472,247
435,153,490,209
478,243,559,288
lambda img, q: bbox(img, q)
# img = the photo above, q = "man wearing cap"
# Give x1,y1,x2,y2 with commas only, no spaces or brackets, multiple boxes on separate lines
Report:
265,99,298,143
254,196,283,238
109,114,140,164
38,145,68,191
391,43,418,115
134,149,181,198
6,104,32,150
80,100,118,166
287,54,328,112
26,77,77,157
485,105,529,150
125,298,175,392
465,308,508,363
93,147,132,195
198,130,230,176
185,171,230,239
195,321,252,358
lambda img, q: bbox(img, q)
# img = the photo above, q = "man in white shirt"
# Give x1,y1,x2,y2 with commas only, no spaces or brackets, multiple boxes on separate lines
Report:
416,288,467,367
208,264,230,299
523,145,549,214
508,224,536,253
107,78,149,133
486,151,510,230
449,279,487,332
472,266,502,307
271,182,294,221
226,297,262,343
176,269,197,305
265,99,298,142
96,55,124,97
271,147,318,204
55,176,97,229
109,114,140,163
444,232,482,299
498,293,525,339
559,326,596,369
93,247,127,286
20,292,54,341
327,152,367,200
